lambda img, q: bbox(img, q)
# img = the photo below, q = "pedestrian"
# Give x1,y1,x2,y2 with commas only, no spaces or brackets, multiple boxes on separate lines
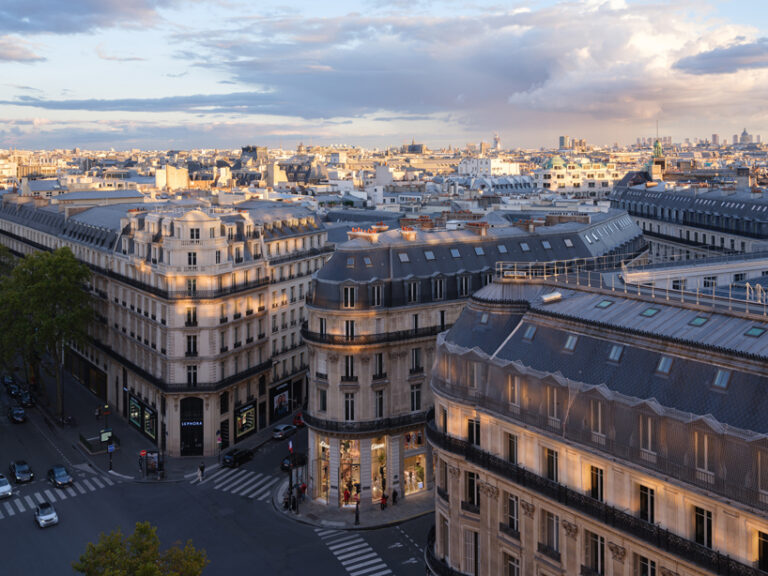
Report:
392,489,398,505
94,406,101,420
199,461,205,480
344,488,350,505
197,466,202,482
380,493,388,510
300,482,307,501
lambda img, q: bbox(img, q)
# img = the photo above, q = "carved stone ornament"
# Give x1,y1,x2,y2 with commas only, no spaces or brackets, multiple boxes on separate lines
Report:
660,569,679,576
447,465,461,479
360,356,370,364
520,500,535,518
328,354,339,364
607,542,626,564
477,481,499,500
562,520,578,539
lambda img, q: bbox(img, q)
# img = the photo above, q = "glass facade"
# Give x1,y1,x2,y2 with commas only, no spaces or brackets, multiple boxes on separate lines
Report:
371,436,387,502
339,439,360,506
315,436,330,501
404,453,426,495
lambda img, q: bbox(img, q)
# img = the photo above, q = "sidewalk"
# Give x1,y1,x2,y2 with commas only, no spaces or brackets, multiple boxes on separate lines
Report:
273,480,434,530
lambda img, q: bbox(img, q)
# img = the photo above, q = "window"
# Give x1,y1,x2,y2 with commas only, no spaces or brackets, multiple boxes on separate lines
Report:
541,510,559,553
186,307,197,325
463,529,479,576
190,228,199,240
424,250,435,261
480,313,488,324
344,320,355,340
375,390,384,418
584,531,605,575
458,276,469,296
689,316,709,327
451,248,460,258
319,389,327,412
474,246,485,256
410,348,422,372
608,344,623,362
440,406,447,432
498,244,508,254
563,334,578,351
505,493,519,532
590,466,604,502
215,250,221,264
507,375,519,405
186,365,197,386
372,285,382,307
635,555,656,576
318,317,326,335
695,431,713,474
186,279,197,293
547,386,559,421
541,240,551,249
523,325,537,341
410,384,421,411
187,252,197,266
544,448,558,482
467,362,482,389
703,276,717,288
694,507,712,548
746,326,766,338
344,355,355,379
713,369,730,389
590,399,605,436
468,419,480,446
564,238,574,248
758,532,768,572
656,356,672,375
398,252,410,263
641,307,660,317
519,242,530,252
465,472,480,507
506,432,518,464
346,257,354,268
640,415,656,454
374,353,384,377
639,485,655,523
343,286,356,308
407,281,418,303
363,256,372,267
433,278,445,300
595,299,613,308
344,393,355,421
734,272,746,283
186,335,197,354
503,553,519,576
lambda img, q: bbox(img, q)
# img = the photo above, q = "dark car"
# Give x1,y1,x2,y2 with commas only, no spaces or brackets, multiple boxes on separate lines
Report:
293,412,305,427
9,460,33,483
6,383,20,398
280,452,307,472
19,390,34,408
222,448,254,468
8,406,26,423
3,374,15,388
47,465,73,488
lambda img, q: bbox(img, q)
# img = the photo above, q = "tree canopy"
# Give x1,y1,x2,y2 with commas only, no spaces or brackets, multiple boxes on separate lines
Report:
72,521,209,576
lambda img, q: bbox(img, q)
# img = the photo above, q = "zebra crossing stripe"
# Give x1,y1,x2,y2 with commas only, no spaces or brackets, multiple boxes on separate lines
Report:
34,492,45,504
44,489,57,502
102,476,114,486
248,477,278,499
329,538,365,551
197,467,230,485
326,535,361,548
364,570,391,576
244,476,276,497
75,482,87,494
14,499,24,513
350,563,389,576
229,473,264,495
215,470,254,492
336,546,374,561
82,479,95,492
55,489,67,500
91,478,104,489
66,487,76,497
4,502,14,516
258,491,272,501
315,528,341,537
341,553,378,567
24,495,35,509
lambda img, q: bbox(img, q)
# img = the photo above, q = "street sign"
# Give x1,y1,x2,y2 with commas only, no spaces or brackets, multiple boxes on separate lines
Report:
108,443,115,453
100,428,112,443
140,449,147,457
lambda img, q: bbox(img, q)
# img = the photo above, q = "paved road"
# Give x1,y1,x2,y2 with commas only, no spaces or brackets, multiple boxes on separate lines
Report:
0,384,433,575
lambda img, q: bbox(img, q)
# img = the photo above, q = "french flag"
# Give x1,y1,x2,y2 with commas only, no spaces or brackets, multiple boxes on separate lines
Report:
288,440,293,454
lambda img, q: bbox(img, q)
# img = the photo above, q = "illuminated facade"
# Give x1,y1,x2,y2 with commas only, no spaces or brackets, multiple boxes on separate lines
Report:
0,199,332,456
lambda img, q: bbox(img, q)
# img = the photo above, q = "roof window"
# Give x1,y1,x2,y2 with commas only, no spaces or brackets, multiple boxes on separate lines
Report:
541,240,552,250
523,325,537,341
346,257,355,268
498,245,508,254
608,345,623,362
451,248,460,258
713,369,730,389
424,251,435,261
689,316,708,327
564,238,574,248
475,246,485,256
363,257,372,267
746,326,766,338
641,307,659,318
595,300,613,309
584,235,592,244
520,242,530,252
480,313,489,324
656,356,673,375
563,334,578,351
398,253,410,263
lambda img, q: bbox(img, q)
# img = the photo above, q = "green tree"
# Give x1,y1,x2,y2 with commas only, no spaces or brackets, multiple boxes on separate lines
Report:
72,521,209,576
0,247,93,416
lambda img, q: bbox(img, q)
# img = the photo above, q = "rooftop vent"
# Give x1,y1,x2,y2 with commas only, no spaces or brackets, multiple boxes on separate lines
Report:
541,291,562,304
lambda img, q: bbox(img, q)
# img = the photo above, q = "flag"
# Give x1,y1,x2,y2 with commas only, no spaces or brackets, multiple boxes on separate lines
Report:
288,440,293,454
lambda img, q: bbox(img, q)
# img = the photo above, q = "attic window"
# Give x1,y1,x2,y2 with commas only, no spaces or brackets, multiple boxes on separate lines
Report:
451,249,461,258
480,313,488,324
475,246,485,256
641,307,660,318
541,240,552,250
608,344,623,362
520,242,530,252
745,326,766,338
595,300,613,309
713,369,730,389
498,244,508,254
563,334,578,351
363,257,372,267
584,235,592,244
424,251,435,261
656,356,673,375
689,316,709,327
398,253,410,263
564,238,574,248
523,325,537,341
347,257,355,268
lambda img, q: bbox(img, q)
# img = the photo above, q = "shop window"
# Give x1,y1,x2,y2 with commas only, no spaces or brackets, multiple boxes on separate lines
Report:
339,439,360,506
758,531,768,572
371,437,387,503
404,429,423,450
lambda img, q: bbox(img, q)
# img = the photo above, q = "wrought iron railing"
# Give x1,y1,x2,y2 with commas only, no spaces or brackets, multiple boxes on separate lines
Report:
425,526,467,576
301,324,450,346
304,410,428,435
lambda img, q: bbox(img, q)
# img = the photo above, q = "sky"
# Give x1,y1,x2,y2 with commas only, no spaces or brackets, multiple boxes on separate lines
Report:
0,0,767,151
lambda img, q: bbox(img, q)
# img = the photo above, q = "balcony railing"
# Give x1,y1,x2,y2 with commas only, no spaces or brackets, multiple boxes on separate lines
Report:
460,500,479,515
499,522,520,541
580,566,604,576
185,320,198,327
315,372,328,380
340,375,358,383
537,543,561,563
301,324,451,347
425,526,466,576
185,350,198,357
426,420,768,576
372,372,387,381
268,245,334,266
437,486,449,503
304,410,428,435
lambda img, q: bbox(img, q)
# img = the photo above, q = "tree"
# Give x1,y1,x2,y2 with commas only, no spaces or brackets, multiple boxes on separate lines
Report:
0,247,93,416
72,521,209,576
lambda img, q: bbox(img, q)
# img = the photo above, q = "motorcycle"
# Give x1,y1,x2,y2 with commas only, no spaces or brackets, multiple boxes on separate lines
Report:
58,414,77,427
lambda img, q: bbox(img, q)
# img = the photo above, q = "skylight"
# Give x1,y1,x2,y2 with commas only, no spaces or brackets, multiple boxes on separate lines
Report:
641,307,660,317
398,253,410,263
713,369,730,389
608,345,623,362
523,325,537,341
480,313,488,324
498,245,508,254
451,248,461,258
564,238,574,248
424,251,435,261
656,356,672,375
346,257,355,268
520,242,530,252
595,300,613,309
563,334,578,351
689,316,708,327
475,246,485,256
745,326,766,337
363,257,372,267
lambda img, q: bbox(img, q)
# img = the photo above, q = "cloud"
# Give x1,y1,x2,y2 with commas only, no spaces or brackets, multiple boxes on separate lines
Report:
674,38,768,74
0,0,183,35
96,45,146,62
0,36,45,62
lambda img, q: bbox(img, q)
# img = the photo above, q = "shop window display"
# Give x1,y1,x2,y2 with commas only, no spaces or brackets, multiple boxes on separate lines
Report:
339,439,360,506
371,436,387,502
235,405,255,438
404,428,424,451
315,436,330,501
404,454,426,495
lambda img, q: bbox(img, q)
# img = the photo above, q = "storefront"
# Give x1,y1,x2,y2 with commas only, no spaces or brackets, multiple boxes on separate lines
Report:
371,436,387,503
403,427,427,496
339,439,360,506
65,349,107,401
314,436,330,502
234,401,257,441
180,397,204,456
128,394,157,442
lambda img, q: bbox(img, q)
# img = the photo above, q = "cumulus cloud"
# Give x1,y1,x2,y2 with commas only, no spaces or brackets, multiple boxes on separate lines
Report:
0,36,44,62
674,38,768,74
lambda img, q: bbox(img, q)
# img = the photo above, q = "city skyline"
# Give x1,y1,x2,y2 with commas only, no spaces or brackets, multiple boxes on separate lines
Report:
1,0,767,150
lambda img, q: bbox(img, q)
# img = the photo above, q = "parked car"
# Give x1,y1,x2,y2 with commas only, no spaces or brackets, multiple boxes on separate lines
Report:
0,474,12,499
222,448,254,468
34,502,58,528
19,390,34,408
6,382,20,398
280,452,307,471
47,465,73,488
272,424,297,440
3,374,15,388
9,460,33,483
8,406,26,424
293,412,305,427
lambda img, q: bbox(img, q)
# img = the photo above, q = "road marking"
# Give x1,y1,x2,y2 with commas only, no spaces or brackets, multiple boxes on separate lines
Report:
14,499,24,512
54,489,67,500
216,470,256,492
350,563,389,576
316,528,341,537
24,495,35,509
102,476,114,486
214,469,250,490
44,489,57,502
82,479,95,492
75,483,87,495
34,492,45,504
342,554,379,568
196,467,230,485
66,487,76,497
248,477,278,499
336,546,374,562
228,473,265,495
91,477,104,489
4,502,14,516
326,534,361,548
242,475,275,497
365,570,391,576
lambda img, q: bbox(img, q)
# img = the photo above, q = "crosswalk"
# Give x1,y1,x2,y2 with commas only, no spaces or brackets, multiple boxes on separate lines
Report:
0,474,117,520
189,466,279,501
315,527,392,576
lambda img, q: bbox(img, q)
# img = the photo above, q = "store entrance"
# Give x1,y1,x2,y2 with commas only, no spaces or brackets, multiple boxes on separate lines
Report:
180,397,204,456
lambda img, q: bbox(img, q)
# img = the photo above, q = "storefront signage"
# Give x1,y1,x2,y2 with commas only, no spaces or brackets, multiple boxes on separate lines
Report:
181,420,203,427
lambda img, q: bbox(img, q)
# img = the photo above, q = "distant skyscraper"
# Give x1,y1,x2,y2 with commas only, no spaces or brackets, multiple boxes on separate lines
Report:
733,134,739,145
712,134,720,146
559,135,570,149
493,133,501,151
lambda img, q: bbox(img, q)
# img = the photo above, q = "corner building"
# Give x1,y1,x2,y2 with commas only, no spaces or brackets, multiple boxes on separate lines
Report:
427,260,768,576
0,199,332,456
303,213,646,508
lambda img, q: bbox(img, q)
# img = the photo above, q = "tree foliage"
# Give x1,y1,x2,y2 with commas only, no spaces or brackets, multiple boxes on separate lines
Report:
72,521,209,576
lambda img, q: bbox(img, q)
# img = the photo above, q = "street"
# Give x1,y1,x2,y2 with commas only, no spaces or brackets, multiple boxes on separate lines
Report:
0,382,433,575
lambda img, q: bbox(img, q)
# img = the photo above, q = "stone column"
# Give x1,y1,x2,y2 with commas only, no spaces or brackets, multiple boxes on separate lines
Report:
520,500,537,571
307,429,316,498
562,519,579,575
607,541,627,576
360,437,371,504
329,437,340,506
389,433,401,498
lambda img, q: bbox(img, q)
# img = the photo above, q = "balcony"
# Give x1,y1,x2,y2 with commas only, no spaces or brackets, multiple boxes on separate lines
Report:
301,324,452,347
219,316,228,324
340,375,358,383
257,333,266,340
233,312,242,320
425,526,465,576
460,500,479,515
499,522,520,541
537,543,561,563
258,305,266,312
409,367,424,375
580,566,604,576
315,372,328,380
185,320,198,327
220,346,228,353
185,350,198,358
426,420,767,576
246,337,254,344
372,372,387,381
437,486,449,503
246,309,254,316
234,342,242,349
303,410,428,436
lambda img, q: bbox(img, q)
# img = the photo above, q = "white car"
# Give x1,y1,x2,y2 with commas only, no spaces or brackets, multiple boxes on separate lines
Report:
272,424,297,440
0,474,11,499
34,502,58,528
